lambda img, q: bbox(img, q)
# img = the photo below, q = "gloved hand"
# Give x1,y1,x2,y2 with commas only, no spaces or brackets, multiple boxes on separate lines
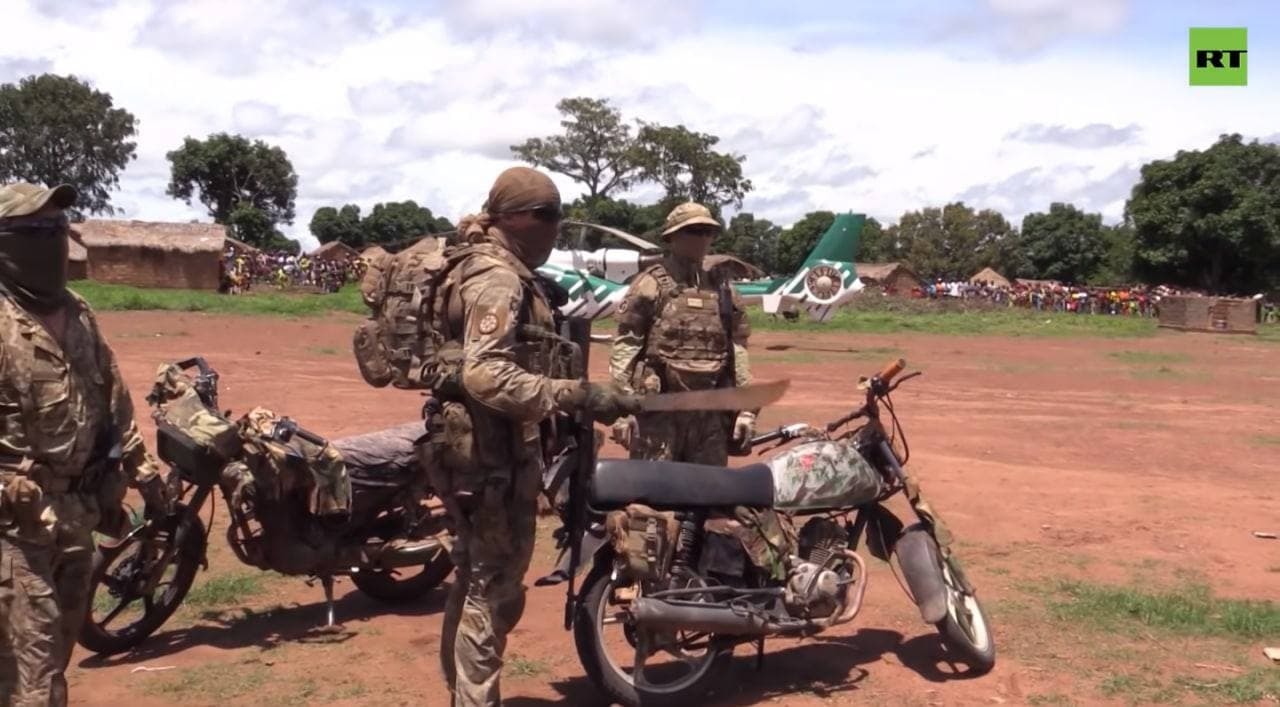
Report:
138,474,173,519
610,416,638,450
729,411,757,456
565,382,642,425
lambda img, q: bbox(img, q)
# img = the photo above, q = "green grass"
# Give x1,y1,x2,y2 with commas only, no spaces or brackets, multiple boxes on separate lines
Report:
1108,350,1192,365
1259,323,1280,343
307,345,341,356
504,654,549,678
1175,670,1280,703
1129,365,1206,381
144,659,269,699
745,307,1158,338
1026,693,1075,706
1251,435,1280,447
184,571,268,608
1048,581,1280,639
71,280,365,317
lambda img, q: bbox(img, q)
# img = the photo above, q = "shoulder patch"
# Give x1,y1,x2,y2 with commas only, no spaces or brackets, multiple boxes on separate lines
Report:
479,312,499,334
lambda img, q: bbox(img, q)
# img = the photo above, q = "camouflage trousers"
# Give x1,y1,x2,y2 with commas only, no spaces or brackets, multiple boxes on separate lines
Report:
438,459,541,707
0,493,99,707
630,411,730,465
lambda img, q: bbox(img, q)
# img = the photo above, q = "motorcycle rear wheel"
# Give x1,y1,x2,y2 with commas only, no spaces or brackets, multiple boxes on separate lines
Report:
574,563,733,707
79,507,206,655
351,548,453,602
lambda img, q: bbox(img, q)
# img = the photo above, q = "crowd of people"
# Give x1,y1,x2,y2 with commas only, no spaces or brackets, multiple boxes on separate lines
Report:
914,279,1183,317
219,244,366,294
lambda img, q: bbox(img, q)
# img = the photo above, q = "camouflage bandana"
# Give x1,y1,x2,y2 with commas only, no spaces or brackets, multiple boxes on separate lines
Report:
0,221,71,314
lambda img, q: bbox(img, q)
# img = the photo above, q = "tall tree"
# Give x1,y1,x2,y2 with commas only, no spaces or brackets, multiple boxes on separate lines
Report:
361,200,450,245
887,202,1017,279
775,211,835,274
511,97,642,198
0,74,137,216
856,217,893,262
167,133,298,248
717,212,782,273
1090,224,1136,285
1126,134,1280,294
310,204,364,247
635,122,753,209
1018,203,1106,283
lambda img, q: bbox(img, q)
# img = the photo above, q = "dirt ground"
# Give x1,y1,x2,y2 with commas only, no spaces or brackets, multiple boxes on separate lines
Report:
65,311,1279,706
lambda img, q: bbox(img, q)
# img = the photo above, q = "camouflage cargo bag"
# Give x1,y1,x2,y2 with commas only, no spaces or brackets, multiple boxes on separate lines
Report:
704,508,797,581
238,407,351,519
148,362,241,461
606,503,678,580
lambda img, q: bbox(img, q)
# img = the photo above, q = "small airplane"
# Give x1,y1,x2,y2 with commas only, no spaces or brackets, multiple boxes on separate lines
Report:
541,213,866,322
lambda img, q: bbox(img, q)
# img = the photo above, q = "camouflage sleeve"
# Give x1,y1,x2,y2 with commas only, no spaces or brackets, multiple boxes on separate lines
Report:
733,343,752,387
93,318,162,485
0,335,19,466
609,273,660,393
729,283,751,346
459,263,578,421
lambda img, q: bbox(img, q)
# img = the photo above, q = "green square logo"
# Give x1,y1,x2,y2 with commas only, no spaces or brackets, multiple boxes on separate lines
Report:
1190,27,1247,86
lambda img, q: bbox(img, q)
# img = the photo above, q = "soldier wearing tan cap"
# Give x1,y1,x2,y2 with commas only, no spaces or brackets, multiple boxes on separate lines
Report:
0,182,171,707
609,201,756,464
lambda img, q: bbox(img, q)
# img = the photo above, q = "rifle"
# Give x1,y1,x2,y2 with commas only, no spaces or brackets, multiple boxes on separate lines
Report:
559,317,593,629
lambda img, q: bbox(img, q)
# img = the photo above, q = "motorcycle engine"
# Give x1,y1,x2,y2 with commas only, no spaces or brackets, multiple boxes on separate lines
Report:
785,518,848,618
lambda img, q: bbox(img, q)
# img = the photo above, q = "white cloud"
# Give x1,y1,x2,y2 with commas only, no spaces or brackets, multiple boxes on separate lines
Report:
1,0,1274,252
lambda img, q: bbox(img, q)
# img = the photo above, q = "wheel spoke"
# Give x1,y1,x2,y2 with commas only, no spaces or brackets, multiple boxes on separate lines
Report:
98,594,138,627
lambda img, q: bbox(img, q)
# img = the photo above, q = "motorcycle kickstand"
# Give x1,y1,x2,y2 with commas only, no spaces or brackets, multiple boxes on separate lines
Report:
755,637,765,672
307,574,337,628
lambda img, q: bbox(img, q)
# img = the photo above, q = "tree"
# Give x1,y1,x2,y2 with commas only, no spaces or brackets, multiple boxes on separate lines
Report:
1090,224,1136,285
1018,203,1106,283
310,204,364,247
886,202,1017,279
716,212,782,273
511,97,642,199
857,217,893,262
564,195,668,245
775,211,835,274
0,74,137,216
635,122,753,209
1126,134,1280,294
226,203,297,253
360,200,450,246
166,133,298,248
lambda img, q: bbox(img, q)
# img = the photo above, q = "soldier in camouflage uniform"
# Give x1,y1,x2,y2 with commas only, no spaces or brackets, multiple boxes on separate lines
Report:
610,202,755,465
429,167,637,707
0,183,171,707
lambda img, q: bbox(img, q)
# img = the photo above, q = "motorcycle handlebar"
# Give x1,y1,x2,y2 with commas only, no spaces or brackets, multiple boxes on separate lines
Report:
878,357,906,383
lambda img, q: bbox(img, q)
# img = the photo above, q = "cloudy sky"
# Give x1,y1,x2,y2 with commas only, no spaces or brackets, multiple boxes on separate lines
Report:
3,0,1277,250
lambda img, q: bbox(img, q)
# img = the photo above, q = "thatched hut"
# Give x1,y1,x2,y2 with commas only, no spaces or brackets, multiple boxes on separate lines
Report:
1157,295,1257,334
705,254,765,282
67,235,88,281
1014,278,1061,288
855,262,920,295
970,267,1010,288
78,220,227,290
311,240,359,263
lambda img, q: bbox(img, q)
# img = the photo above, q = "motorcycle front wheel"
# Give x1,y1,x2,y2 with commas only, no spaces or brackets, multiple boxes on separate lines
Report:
934,555,996,673
573,562,733,707
79,506,206,655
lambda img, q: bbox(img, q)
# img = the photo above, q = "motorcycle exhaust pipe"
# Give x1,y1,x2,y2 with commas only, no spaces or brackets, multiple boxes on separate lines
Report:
631,598,772,636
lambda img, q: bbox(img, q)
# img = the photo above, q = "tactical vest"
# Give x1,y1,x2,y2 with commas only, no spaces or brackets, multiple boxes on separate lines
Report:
641,264,735,393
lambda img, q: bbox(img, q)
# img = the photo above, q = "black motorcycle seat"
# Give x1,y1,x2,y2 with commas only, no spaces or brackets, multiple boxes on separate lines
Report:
332,421,426,484
590,459,775,510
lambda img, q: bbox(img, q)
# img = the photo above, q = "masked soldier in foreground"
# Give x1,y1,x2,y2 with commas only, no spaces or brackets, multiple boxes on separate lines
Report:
429,167,638,706
610,202,755,464
0,183,171,707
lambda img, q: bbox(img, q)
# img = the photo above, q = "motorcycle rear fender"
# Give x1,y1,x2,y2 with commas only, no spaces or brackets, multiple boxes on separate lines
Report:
895,522,949,624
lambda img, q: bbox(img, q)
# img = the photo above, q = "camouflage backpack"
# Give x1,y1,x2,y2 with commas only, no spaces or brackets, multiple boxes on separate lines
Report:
352,238,474,390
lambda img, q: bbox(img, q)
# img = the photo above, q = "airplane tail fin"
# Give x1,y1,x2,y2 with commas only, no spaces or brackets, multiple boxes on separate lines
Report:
801,213,864,270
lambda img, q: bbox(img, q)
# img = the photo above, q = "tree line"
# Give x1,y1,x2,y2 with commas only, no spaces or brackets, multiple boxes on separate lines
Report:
2,75,1276,295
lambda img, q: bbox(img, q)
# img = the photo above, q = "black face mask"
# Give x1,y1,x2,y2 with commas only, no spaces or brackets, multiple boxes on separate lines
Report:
0,218,71,314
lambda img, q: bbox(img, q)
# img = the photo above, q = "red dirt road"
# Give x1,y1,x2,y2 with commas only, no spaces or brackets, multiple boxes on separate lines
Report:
65,312,1279,706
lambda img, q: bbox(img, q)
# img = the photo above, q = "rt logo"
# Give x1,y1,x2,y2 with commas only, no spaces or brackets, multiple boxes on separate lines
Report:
1190,27,1247,86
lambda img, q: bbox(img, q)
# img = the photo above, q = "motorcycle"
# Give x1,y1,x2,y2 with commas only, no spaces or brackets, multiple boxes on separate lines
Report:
560,358,995,706
79,357,452,655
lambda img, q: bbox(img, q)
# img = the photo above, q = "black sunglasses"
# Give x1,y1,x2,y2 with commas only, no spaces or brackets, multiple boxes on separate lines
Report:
526,204,563,223
0,214,70,235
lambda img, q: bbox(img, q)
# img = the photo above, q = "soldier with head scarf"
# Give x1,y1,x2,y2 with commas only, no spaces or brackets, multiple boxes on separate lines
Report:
430,167,639,706
0,182,171,706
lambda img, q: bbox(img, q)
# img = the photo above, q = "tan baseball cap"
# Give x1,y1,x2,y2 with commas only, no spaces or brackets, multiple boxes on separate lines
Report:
661,201,721,238
0,182,78,218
